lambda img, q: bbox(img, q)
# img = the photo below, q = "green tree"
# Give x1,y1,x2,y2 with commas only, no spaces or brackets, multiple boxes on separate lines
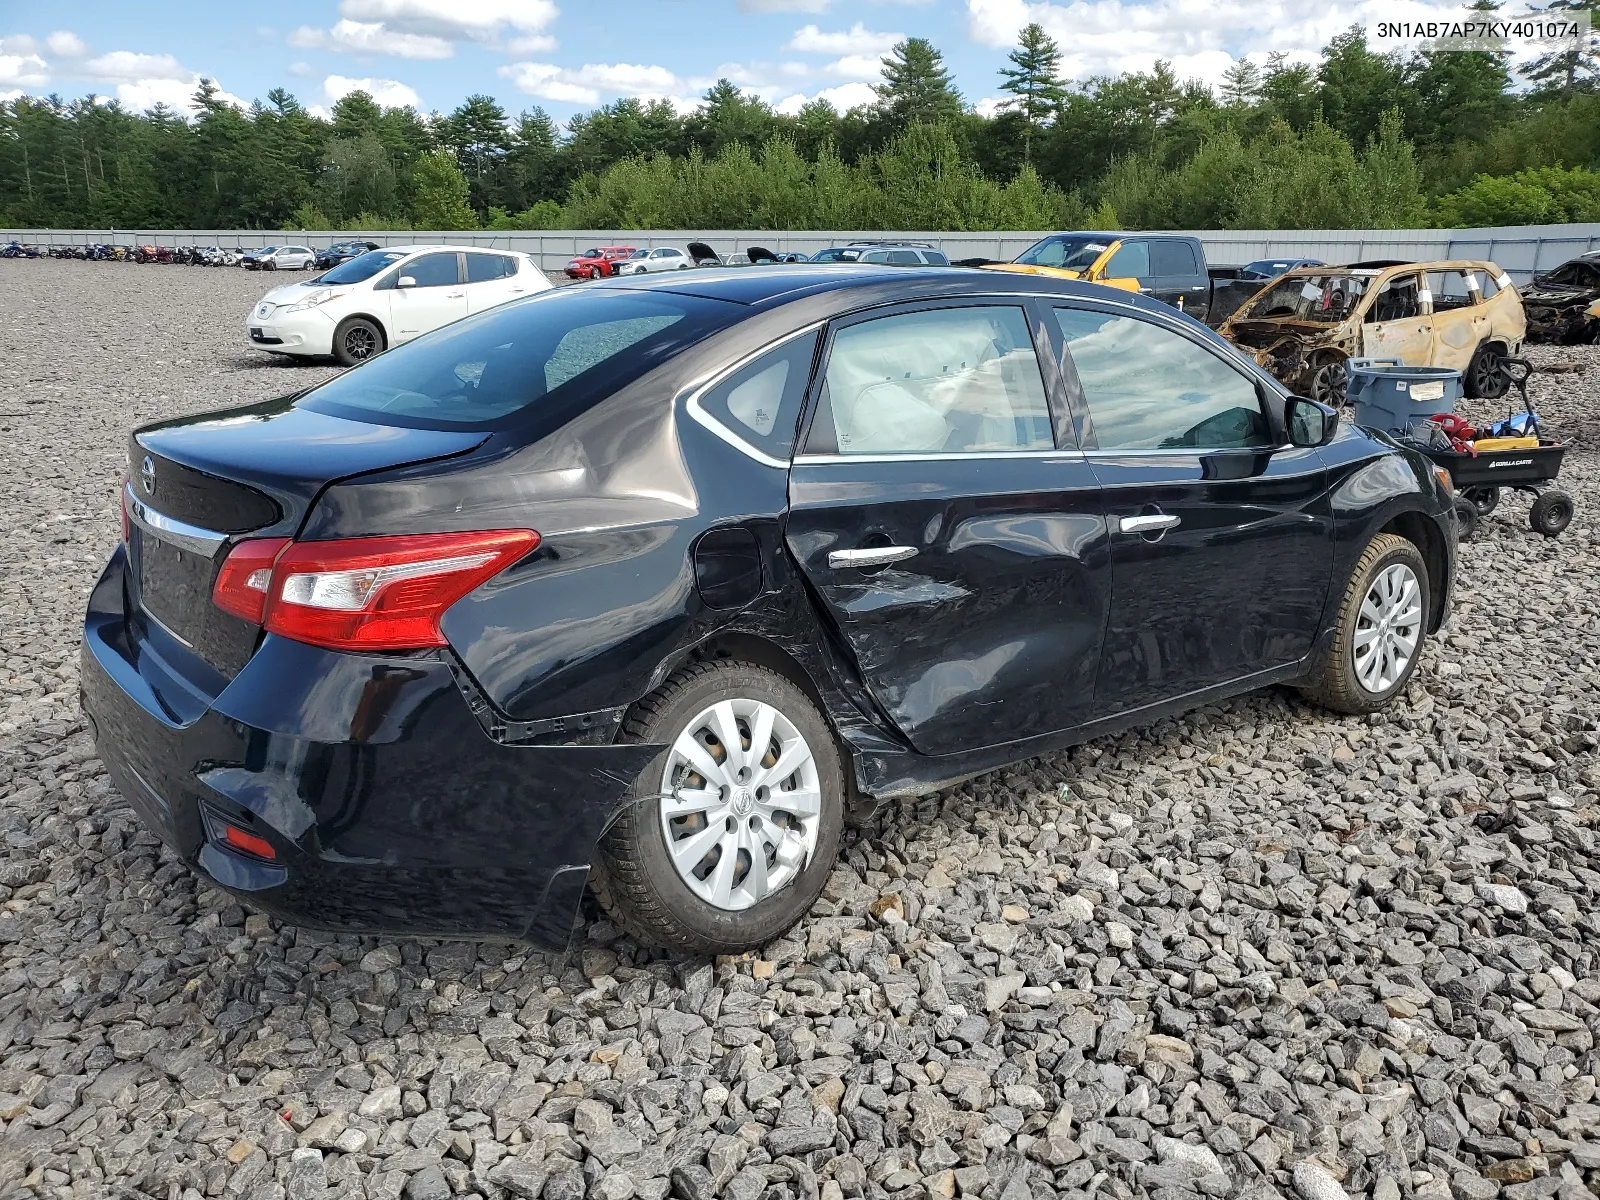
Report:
441,93,511,216
997,23,1065,163
685,80,776,157
410,149,478,228
1522,0,1600,90
318,134,396,223
1220,58,1263,105
875,38,964,133
1317,28,1409,147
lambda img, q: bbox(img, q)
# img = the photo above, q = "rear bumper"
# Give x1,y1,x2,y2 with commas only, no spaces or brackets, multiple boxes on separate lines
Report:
80,546,657,946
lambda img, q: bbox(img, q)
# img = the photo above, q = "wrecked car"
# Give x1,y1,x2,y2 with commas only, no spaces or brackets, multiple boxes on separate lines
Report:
1521,252,1600,344
1219,260,1526,403
84,266,1456,955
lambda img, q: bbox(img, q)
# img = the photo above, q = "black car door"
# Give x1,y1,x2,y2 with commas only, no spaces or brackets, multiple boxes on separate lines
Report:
1150,239,1210,320
1049,301,1333,713
786,300,1112,757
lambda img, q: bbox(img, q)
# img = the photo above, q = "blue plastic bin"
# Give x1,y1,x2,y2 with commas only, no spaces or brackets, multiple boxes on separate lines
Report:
1346,358,1462,434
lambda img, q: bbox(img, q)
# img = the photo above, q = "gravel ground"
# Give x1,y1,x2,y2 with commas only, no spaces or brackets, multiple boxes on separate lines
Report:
2,259,1599,1200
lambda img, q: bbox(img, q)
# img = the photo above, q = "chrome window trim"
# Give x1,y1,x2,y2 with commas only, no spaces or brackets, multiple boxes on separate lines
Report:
125,482,228,556
795,449,1086,465
1079,444,1292,458
681,322,824,470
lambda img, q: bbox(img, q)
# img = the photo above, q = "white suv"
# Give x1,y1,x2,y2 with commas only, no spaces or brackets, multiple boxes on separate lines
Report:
246,245,552,365
616,246,692,275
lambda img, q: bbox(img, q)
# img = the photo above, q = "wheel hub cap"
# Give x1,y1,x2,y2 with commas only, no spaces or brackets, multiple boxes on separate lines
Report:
1353,562,1423,694
659,698,821,912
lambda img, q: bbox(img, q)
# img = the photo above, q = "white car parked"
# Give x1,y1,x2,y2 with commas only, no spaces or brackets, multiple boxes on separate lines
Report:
246,245,552,366
247,245,318,271
615,246,692,274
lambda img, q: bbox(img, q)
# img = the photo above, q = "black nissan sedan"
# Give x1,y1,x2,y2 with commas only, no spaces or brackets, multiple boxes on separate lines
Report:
83,267,1455,954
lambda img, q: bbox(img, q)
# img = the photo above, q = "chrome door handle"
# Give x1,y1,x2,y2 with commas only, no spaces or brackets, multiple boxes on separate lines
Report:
1119,514,1181,535
828,546,918,569
448,291,466,298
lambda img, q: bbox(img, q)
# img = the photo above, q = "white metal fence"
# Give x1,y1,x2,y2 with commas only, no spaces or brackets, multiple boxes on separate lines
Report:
5,223,1599,281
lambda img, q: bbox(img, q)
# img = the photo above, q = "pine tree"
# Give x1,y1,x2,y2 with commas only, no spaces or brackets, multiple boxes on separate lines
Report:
1220,58,1263,105
1521,0,1600,90
997,23,1065,162
875,38,964,132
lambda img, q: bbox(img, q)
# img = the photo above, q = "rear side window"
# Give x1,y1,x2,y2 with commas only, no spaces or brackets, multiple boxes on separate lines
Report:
1054,307,1270,451
885,250,920,265
808,306,1054,455
297,291,740,431
466,252,515,282
1425,270,1477,311
695,331,819,460
923,250,950,266
1151,240,1199,276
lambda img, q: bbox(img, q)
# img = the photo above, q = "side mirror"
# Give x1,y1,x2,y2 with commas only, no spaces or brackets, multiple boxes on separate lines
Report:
396,275,417,289
1286,395,1338,447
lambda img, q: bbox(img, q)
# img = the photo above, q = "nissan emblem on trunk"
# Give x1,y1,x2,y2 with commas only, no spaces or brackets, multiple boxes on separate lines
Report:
140,455,156,495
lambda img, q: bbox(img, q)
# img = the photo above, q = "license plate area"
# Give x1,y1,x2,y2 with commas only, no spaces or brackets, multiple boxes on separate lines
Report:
137,527,215,646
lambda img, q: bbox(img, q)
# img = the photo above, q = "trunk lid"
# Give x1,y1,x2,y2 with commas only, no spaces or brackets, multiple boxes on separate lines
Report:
127,396,488,677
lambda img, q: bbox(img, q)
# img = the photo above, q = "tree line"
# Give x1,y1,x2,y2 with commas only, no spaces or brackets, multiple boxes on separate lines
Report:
2,10,1598,234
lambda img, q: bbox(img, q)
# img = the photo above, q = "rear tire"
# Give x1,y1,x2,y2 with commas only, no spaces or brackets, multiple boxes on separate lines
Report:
332,317,384,367
1530,490,1573,537
1299,533,1431,714
591,660,846,954
1310,355,1349,406
1466,343,1510,399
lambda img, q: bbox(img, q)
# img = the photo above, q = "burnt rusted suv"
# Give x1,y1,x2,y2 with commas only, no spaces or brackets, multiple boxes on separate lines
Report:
1220,260,1526,403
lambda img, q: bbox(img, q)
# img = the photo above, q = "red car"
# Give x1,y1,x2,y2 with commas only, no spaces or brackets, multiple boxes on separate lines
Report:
564,245,636,280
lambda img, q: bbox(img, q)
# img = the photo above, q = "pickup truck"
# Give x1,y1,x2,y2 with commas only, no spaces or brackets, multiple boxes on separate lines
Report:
975,232,1270,326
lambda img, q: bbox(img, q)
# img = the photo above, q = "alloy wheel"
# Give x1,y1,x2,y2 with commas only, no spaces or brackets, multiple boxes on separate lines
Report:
344,327,377,360
1353,562,1422,694
658,698,821,911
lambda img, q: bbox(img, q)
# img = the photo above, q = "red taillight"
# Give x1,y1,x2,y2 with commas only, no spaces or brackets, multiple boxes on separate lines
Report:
214,529,538,652
223,823,276,860
213,537,290,623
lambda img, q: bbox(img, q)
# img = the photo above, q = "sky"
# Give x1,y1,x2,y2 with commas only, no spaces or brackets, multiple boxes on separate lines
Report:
0,0,1555,125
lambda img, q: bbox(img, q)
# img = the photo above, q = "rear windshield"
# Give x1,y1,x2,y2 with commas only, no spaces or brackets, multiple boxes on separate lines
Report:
297,289,741,432
319,249,408,284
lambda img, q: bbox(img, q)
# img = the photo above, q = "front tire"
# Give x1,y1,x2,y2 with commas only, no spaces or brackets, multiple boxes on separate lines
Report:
1466,343,1510,399
591,660,846,954
1299,533,1430,714
332,317,384,367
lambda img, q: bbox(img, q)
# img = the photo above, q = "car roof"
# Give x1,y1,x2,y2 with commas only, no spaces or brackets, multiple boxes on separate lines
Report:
584,263,1193,315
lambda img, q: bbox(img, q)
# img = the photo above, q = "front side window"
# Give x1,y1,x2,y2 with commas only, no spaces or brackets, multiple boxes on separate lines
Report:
1370,273,1422,322
696,331,819,460
809,306,1054,456
402,252,462,288
1054,307,1271,451
1103,240,1150,279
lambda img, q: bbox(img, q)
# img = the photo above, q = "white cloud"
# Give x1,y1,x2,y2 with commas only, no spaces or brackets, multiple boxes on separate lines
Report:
739,0,831,11
324,73,423,108
499,60,702,110
0,88,22,102
499,62,598,104
0,35,38,55
774,80,878,114
46,31,88,57
507,34,558,55
290,19,455,59
823,53,889,80
83,50,192,83
964,0,1544,87
339,0,559,41
974,94,1008,117
785,22,901,55
0,52,49,88
289,60,315,77
113,77,245,113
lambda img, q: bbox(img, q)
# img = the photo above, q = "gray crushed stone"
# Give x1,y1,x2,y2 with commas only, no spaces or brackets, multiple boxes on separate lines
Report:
1,259,1598,1200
